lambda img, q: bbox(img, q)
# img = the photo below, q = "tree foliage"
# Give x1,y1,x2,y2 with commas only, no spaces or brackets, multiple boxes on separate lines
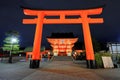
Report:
92,38,101,52
24,46,45,52
24,46,33,52
2,30,20,54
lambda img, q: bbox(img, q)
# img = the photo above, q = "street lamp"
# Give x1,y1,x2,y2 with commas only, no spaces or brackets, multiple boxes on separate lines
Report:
8,37,17,63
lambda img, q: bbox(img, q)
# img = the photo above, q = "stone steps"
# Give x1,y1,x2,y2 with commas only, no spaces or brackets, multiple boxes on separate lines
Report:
53,56,73,61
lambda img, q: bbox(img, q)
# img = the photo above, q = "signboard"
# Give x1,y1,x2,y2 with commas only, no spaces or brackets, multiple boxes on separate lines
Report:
102,56,114,68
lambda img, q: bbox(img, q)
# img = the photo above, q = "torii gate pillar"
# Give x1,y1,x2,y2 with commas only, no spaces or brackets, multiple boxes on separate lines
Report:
29,13,44,68
23,8,104,69
81,14,95,68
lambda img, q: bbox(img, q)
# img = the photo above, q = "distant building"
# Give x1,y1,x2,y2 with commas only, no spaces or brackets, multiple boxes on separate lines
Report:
107,42,120,54
47,32,78,56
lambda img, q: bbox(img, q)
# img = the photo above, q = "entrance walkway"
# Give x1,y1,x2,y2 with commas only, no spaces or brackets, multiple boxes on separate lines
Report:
52,56,73,61
0,57,120,80
23,61,103,80
22,56,103,80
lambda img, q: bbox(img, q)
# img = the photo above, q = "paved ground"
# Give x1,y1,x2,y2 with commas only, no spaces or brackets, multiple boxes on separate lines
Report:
91,68,120,80
0,57,120,80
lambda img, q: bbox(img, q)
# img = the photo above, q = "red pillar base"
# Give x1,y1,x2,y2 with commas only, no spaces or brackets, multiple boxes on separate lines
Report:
30,60,40,69
86,60,96,69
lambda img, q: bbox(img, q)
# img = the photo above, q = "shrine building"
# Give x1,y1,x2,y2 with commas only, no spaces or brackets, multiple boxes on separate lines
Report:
47,33,78,56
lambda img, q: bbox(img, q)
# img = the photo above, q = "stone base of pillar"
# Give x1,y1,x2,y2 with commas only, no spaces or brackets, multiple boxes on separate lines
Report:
86,60,96,69
29,60,40,69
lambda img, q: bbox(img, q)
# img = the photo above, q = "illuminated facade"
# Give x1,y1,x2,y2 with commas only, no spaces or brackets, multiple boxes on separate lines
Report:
47,33,78,56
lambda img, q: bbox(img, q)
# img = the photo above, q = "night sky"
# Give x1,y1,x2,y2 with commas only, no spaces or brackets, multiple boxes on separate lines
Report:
0,0,120,47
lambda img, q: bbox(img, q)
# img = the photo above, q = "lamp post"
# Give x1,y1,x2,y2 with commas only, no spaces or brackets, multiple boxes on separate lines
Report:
8,37,17,63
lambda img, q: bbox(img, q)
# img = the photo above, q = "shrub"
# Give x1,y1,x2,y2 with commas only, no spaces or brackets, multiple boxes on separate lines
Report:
95,53,103,68
116,54,120,63
95,52,111,68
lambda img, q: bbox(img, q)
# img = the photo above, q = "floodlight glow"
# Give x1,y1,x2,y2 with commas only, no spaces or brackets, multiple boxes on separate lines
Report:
11,38,17,43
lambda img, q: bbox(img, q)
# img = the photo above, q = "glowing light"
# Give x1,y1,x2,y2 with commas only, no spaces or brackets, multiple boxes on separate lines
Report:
11,37,18,43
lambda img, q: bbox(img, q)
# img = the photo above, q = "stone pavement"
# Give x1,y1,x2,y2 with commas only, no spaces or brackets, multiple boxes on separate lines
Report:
0,57,120,80
90,68,120,80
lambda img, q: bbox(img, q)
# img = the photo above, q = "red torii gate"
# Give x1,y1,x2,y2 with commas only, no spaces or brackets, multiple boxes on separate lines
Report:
23,7,103,68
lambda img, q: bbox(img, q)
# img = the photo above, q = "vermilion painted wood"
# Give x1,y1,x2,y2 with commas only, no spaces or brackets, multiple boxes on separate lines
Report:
23,8,104,60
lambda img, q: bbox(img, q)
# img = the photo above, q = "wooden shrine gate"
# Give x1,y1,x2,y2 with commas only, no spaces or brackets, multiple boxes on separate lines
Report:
23,7,104,68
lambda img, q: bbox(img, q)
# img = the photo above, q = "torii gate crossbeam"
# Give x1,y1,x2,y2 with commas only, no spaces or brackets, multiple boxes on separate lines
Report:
23,8,104,69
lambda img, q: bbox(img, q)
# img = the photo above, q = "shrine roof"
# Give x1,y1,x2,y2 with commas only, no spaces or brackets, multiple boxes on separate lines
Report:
47,32,77,38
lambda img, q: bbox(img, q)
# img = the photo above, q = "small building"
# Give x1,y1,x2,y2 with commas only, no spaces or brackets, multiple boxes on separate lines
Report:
107,42,120,54
47,33,78,56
